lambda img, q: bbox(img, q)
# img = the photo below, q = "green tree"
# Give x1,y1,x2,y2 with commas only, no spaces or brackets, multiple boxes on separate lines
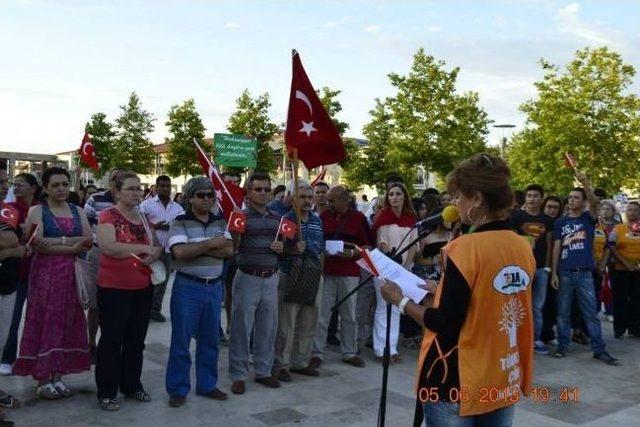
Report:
84,112,116,178
227,89,279,173
343,49,491,191
164,98,208,178
507,47,640,194
112,92,156,174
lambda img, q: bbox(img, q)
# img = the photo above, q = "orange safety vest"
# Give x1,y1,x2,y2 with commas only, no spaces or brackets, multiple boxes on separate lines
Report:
593,223,607,263
612,223,640,269
416,230,535,416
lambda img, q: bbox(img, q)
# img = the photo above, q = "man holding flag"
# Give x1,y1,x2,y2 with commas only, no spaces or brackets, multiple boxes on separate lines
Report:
228,172,283,394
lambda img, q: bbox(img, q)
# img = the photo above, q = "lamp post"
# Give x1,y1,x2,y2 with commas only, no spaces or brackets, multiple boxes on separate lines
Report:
493,124,516,158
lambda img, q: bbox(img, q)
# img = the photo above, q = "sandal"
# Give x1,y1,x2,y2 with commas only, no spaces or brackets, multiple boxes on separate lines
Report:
35,383,61,400
53,381,74,398
98,397,120,411
0,394,21,409
125,390,151,402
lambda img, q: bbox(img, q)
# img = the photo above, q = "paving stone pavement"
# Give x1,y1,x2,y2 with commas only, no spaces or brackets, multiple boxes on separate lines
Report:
1,291,639,426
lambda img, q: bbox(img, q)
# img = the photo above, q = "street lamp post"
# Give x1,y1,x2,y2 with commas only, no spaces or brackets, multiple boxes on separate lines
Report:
493,124,516,158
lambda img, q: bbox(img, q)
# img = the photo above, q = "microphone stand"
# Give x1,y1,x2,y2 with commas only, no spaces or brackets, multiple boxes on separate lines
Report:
330,224,433,427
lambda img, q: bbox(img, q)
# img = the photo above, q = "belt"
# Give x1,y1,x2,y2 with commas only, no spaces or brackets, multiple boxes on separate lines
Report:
176,271,221,285
563,268,593,273
238,266,278,278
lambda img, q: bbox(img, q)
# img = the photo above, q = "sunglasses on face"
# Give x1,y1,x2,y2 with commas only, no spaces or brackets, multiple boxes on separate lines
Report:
252,187,271,193
195,192,215,199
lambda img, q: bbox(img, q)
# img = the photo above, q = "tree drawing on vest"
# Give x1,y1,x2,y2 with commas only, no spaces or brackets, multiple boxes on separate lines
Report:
498,298,525,348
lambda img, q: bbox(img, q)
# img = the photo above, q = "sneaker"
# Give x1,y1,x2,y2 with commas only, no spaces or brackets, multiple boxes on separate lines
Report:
594,351,619,366
0,365,11,376
534,341,550,355
553,347,567,358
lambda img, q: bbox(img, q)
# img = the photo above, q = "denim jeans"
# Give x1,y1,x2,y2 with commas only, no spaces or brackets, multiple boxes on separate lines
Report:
166,274,223,397
423,402,515,426
532,268,549,341
1,280,27,365
556,270,606,354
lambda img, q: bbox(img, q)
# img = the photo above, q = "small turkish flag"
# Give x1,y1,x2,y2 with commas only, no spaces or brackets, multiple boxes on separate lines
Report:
0,203,19,229
564,152,578,170
79,132,99,171
228,210,247,233
279,218,297,240
285,50,345,169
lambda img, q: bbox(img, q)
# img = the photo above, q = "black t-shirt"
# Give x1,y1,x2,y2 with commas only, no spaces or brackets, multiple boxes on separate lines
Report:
0,223,19,295
509,209,553,268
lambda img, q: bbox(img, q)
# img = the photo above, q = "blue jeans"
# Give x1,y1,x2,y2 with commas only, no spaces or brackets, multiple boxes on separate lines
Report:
1,280,27,365
556,270,606,354
532,268,549,341
424,402,515,426
166,274,223,397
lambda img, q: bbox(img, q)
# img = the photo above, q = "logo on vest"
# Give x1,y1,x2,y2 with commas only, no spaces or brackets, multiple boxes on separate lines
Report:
493,266,530,295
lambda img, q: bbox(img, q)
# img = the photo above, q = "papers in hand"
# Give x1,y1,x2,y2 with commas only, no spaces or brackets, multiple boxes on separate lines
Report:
325,240,344,255
356,248,428,303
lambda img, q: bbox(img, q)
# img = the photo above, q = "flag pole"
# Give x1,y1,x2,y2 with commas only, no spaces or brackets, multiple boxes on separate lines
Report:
292,148,303,239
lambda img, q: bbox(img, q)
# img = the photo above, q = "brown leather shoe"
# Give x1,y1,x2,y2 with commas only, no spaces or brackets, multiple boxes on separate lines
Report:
168,396,185,407
231,381,245,395
289,367,320,377
308,356,322,369
274,369,292,382
255,376,281,388
344,356,366,368
198,388,228,401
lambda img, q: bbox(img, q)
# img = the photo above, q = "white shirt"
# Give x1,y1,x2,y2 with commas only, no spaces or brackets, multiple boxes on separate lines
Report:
139,195,184,253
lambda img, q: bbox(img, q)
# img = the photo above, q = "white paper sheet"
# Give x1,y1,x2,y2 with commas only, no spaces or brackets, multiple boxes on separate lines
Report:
325,240,344,255
368,249,428,303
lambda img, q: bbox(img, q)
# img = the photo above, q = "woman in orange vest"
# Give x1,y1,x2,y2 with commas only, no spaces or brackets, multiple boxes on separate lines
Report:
605,201,640,339
381,153,535,426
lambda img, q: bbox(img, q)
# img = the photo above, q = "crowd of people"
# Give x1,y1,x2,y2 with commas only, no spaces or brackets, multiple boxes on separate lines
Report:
0,155,637,425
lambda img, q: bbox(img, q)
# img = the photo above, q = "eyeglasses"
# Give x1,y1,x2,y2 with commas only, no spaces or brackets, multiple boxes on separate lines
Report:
195,192,215,199
251,187,271,193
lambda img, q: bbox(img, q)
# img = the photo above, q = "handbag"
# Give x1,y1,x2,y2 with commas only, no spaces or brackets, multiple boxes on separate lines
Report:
283,253,323,306
74,255,91,309
138,210,167,286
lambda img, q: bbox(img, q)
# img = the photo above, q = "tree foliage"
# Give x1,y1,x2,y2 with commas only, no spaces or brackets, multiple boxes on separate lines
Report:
227,89,279,173
507,47,640,194
164,98,208,177
84,112,116,178
112,92,156,174
344,49,491,192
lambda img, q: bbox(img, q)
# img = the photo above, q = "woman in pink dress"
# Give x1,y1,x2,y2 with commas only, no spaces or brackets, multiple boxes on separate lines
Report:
13,167,93,399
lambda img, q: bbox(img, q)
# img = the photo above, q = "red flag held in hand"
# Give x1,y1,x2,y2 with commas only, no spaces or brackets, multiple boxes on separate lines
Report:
310,167,327,187
564,152,578,170
279,218,297,240
228,210,247,233
193,139,246,221
285,50,345,169
79,132,99,171
0,203,19,229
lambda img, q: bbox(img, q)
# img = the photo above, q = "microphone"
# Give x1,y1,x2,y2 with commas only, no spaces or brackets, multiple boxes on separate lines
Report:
416,205,459,229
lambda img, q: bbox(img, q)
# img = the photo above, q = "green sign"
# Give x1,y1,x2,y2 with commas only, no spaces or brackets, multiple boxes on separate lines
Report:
213,133,257,168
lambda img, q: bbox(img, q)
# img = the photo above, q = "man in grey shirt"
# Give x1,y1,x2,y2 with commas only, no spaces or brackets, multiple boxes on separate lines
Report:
165,177,233,407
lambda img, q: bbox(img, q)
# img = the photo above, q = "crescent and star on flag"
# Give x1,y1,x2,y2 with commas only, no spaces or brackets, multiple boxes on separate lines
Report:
295,90,317,138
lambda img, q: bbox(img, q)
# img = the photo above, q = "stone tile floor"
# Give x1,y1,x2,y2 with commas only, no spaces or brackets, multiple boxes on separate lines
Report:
1,303,638,426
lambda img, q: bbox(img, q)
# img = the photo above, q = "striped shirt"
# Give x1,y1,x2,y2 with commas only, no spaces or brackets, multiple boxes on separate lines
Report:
236,206,281,269
280,211,324,273
168,211,228,279
85,190,115,244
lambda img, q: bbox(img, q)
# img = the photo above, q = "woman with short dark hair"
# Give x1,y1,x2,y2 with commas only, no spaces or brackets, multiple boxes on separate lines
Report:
13,167,93,399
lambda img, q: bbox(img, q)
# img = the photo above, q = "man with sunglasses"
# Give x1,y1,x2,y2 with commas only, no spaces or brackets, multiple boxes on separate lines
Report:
165,177,234,407
229,172,284,395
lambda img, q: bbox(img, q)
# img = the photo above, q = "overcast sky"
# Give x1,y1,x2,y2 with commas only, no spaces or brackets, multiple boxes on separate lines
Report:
1,0,638,155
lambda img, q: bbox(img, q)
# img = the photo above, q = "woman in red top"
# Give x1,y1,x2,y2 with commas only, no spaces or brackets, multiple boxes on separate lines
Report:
95,171,162,411
372,183,418,362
